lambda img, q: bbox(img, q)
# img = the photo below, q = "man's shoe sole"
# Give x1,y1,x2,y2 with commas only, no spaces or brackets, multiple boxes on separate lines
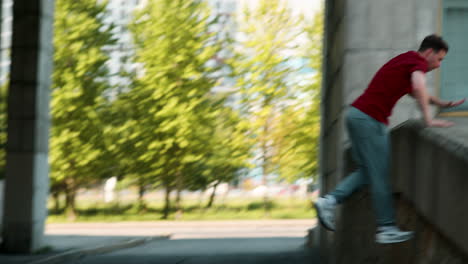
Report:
375,233,413,244
314,203,335,231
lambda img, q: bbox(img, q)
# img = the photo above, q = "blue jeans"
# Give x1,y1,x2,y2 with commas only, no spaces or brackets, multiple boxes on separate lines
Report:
329,106,395,226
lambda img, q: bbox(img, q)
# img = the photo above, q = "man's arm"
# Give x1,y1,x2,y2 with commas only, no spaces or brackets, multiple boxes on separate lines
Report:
411,71,454,127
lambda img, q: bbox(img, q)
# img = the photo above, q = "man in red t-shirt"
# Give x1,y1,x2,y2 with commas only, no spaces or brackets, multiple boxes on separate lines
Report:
315,35,465,244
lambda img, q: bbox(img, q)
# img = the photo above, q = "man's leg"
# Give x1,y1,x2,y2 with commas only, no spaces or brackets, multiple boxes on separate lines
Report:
328,107,371,203
315,107,369,230
351,119,395,226
329,169,366,203
345,108,412,243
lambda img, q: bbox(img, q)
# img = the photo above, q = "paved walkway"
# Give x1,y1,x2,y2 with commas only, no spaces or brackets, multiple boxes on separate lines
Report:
46,219,316,239
73,237,321,264
0,220,320,264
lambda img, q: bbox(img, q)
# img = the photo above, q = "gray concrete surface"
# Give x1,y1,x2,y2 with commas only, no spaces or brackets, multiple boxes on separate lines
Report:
2,0,54,253
321,117,468,263
72,237,321,264
0,220,318,264
0,235,166,264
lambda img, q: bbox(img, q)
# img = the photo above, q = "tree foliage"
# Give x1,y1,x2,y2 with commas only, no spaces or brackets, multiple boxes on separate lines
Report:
42,0,322,220
230,0,320,185
202,103,253,207
50,0,116,217
270,6,323,183
108,0,252,217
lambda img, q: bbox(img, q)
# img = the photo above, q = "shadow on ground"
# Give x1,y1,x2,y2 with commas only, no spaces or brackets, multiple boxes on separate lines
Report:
76,237,321,264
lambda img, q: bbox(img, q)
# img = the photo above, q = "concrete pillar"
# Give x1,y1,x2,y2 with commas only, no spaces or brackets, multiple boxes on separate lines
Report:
1,0,54,253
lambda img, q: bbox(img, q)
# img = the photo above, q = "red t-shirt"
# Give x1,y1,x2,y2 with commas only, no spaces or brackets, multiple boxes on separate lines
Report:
351,51,428,125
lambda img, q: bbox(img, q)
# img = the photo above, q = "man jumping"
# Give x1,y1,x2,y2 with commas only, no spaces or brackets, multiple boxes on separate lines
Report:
315,34,465,244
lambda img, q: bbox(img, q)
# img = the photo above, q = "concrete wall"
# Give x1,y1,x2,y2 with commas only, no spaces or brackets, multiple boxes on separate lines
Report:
391,119,468,260
316,0,468,262
317,0,346,256
328,119,468,263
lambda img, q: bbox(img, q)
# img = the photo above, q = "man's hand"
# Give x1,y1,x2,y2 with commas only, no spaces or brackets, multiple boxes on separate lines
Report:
441,98,466,108
430,97,466,108
427,119,454,127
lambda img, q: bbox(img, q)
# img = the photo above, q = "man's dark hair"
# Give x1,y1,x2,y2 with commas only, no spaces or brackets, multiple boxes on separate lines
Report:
418,34,449,52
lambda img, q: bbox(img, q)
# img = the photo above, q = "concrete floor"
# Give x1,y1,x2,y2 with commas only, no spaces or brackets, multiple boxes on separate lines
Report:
0,220,321,264
73,237,322,264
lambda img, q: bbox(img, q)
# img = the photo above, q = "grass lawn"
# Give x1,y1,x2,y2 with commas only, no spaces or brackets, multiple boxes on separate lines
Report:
47,197,316,223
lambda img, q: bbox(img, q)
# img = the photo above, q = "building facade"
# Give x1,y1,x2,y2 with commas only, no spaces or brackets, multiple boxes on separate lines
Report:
318,0,468,263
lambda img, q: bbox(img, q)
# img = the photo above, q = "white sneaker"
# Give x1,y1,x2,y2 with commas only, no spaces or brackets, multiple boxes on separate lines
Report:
375,226,414,244
314,196,336,231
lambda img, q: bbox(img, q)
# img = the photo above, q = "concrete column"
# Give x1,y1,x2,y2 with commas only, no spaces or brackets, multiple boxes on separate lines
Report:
1,0,54,253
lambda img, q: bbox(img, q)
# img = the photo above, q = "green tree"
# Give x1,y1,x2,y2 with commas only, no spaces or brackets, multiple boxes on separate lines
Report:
50,0,116,218
270,8,323,183
103,92,152,211
230,0,306,187
271,103,319,183
203,104,252,208
122,0,224,218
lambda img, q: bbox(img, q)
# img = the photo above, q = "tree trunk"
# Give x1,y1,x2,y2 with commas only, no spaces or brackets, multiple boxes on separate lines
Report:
175,188,183,220
175,188,182,210
137,181,146,212
206,181,219,208
175,171,183,211
52,191,61,212
65,161,78,220
162,184,172,219
261,142,270,214
64,181,77,221
261,111,272,214
261,100,272,186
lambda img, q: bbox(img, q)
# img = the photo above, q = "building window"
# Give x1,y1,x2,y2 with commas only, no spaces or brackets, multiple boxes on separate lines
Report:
441,0,468,113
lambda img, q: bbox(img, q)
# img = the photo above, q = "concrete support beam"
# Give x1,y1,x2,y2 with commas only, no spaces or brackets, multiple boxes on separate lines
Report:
1,0,54,253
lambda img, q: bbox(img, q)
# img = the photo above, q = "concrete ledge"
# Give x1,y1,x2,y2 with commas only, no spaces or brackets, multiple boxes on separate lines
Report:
394,118,468,163
321,117,468,263
391,118,468,255
332,191,468,264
